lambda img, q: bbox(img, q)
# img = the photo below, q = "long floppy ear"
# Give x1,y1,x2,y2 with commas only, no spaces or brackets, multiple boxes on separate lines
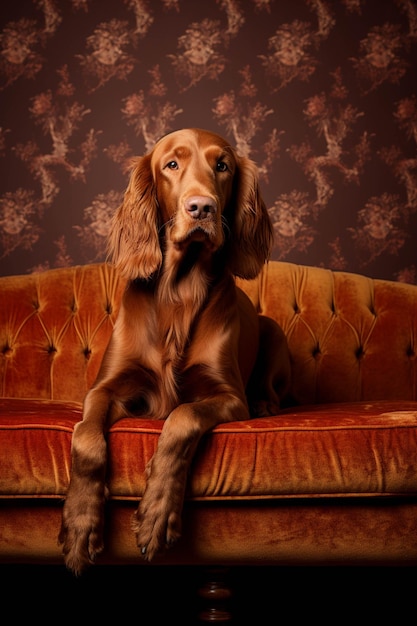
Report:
107,154,162,281
227,156,273,279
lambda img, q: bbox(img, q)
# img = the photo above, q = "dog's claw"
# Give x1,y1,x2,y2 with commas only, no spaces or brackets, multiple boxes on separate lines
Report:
141,546,147,555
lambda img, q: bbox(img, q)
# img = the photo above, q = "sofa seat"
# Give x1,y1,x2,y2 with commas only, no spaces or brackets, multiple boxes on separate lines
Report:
2,397,417,502
2,397,417,567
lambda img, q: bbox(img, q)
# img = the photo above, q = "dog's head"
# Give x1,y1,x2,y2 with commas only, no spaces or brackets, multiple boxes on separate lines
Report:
108,128,273,281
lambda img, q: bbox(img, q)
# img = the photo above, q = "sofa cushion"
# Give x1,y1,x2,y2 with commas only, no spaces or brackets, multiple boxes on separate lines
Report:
1,398,417,501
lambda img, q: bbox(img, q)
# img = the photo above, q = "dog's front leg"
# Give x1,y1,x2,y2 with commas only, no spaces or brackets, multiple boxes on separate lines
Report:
59,388,111,575
133,394,247,561
132,405,198,561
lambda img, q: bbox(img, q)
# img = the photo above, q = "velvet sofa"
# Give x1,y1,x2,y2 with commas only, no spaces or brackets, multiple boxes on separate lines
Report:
1,260,417,613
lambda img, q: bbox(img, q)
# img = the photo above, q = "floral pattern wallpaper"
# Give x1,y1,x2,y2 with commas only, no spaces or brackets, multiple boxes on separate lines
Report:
1,0,416,283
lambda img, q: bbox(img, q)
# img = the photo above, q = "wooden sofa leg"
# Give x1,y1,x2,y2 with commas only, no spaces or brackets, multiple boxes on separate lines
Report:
197,567,233,622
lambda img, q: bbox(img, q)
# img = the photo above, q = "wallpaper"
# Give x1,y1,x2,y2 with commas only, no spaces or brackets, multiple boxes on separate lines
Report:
1,0,416,282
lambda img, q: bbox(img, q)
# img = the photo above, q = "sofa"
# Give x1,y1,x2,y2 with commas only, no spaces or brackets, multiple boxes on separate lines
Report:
1,260,417,614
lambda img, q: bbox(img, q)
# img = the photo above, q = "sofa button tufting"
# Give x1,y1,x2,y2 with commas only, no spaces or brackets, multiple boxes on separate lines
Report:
406,345,415,358
312,345,321,358
355,346,365,359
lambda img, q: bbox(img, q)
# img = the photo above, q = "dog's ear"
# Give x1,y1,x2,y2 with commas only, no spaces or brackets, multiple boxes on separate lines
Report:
107,155,162,280
227,156,273,279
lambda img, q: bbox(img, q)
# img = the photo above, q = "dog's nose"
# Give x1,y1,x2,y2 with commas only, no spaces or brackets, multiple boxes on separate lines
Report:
185,196,217,219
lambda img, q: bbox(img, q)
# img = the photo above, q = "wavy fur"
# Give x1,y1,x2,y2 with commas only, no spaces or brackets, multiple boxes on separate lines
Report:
59,128,290,574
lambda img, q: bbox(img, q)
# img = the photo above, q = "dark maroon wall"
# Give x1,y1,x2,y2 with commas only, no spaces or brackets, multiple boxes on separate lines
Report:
1,0,416,282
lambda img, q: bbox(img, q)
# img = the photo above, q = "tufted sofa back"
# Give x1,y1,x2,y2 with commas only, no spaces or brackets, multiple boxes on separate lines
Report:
1,261,416,405
237,262,417,405
0,263,125,402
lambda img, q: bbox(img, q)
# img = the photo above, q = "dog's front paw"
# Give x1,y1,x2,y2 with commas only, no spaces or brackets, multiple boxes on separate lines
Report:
58,494,105,576
59,523,104,576
132,494,182,561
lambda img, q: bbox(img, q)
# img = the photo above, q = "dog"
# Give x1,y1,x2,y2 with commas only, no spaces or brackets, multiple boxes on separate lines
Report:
59,128,290,575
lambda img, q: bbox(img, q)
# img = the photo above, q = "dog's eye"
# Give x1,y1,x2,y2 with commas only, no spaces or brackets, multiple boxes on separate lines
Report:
216,160,228,172
166,160,178,170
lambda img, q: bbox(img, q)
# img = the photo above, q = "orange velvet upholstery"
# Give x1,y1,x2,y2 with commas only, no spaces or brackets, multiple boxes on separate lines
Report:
0,263,123,403
1,261,417,566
